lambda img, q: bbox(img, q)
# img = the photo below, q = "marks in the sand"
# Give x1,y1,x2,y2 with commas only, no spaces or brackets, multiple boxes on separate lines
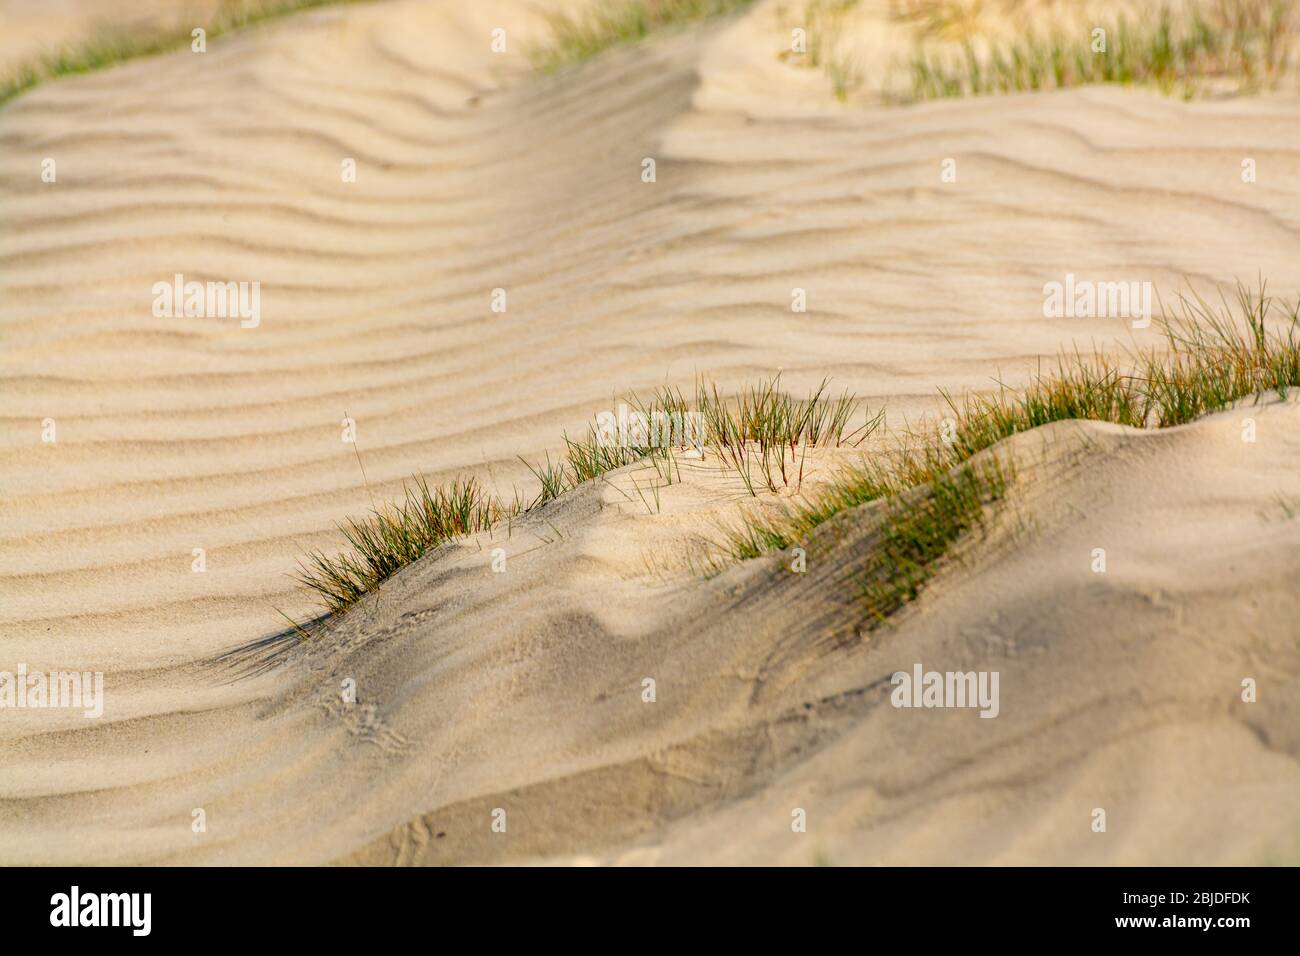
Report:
4,0,1300,865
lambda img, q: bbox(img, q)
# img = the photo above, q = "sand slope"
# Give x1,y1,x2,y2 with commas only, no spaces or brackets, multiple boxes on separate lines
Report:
2,0,1299,864
5,397,1298,865
0,1,231,78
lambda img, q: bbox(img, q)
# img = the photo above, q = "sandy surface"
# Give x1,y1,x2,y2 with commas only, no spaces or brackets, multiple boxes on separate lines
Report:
0,0,229,76
1,0,1298,864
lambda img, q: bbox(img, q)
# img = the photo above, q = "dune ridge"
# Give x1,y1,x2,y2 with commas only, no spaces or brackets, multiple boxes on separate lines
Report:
2,0,1298,864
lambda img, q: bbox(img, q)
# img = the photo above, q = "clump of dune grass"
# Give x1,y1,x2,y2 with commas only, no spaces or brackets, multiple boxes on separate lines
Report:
529,0,757,72
296,375,879,614
896,0,1298,102
296,477,500,612
827,52,865,101
0,0,364,108
714,279,1300,625
695,377,881,494
859,456,1008,622
947,280,1300,456
299,280,1298,624
779,0,868,102
890,0,985,41
537,375,875,502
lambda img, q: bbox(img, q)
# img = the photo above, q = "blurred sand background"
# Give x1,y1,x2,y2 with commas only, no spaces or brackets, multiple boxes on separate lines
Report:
1,0,1297,864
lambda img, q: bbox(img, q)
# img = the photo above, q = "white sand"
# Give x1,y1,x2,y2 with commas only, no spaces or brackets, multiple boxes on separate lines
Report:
1,0,1297,864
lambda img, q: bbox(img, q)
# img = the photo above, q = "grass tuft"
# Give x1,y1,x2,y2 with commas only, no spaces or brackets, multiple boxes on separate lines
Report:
296,280,1299,626
529,0,757,72
1,0,365,108
715,279,1300,625
295,375,879,615
296,477,498,613
859,456,1008,623
896,0,1299,102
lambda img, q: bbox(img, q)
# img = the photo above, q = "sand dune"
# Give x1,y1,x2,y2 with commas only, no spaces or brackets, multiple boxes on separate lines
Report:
1,0,1298,864
0,1,233,77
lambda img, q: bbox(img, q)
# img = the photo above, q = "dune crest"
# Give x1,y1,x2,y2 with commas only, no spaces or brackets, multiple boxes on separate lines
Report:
2,0,1298,864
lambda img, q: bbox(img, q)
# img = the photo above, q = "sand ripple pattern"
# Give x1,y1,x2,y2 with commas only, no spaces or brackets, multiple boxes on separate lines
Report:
1,0,1298,863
